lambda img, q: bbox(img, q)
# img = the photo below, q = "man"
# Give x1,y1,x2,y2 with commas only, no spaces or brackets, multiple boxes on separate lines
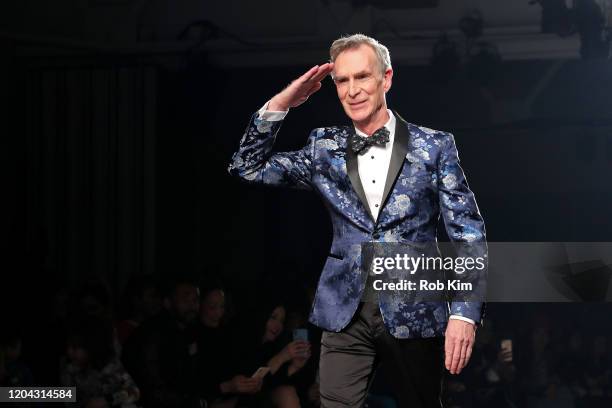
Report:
228,34,486,407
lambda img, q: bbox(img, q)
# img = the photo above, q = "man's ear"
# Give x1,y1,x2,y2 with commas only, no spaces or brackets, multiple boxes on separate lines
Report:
384,68,393,93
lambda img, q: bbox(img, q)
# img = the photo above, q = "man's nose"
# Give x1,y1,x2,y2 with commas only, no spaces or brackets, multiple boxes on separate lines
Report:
348,79,360,97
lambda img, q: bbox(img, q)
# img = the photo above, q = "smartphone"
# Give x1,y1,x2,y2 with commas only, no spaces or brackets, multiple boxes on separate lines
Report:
293,328,308,342
293,328,309,358
251,366,270,379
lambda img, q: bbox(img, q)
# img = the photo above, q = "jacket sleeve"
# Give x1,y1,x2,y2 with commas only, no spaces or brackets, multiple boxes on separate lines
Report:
227,111,316,190
437,132,487,325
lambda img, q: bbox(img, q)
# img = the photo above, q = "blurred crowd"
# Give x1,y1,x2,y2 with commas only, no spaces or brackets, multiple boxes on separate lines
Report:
1,276,611,408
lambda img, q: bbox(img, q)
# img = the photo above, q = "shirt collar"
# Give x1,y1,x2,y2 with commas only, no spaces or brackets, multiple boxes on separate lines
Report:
354,109,395,142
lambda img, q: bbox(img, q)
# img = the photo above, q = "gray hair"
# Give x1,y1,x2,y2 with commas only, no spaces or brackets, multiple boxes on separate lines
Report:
329,34,392,79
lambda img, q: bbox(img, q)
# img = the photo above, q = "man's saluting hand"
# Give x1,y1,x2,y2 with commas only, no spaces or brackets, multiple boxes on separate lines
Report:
268,63,334,111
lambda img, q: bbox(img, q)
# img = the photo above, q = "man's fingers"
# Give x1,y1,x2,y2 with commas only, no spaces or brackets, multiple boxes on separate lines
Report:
451,340,462,373
301,63,331,83
457,342,468,373
299,63,333,85
300,65,321,82
444,336,454,370
307,82,322,95
310,63,334,83
445,319,476,374
462,344,473,369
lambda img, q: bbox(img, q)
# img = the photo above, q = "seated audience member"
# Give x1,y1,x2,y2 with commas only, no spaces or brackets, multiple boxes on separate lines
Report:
282,300,321,408
521,326,560,401
465,319,518,408
582,335,612,408
122,276,202,408
75,280,114,320
231,298,312,408
559,331,587,403
116,275,162,345
60,316,139,408
0,328,34,387
74,280,122,357
197,281,260,408
28,278,70,386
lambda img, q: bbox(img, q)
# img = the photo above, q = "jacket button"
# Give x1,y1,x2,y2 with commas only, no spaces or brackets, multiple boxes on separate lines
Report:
373,233,380,239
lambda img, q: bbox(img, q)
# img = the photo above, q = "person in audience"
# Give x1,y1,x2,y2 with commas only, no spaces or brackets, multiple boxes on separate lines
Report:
28,279,71,386
465,319,517,408
60,315,139,408
231,297,311,408
122,276,202,408
197,281,264,408
560,330,587,403
582,335,611,408
0,328,34,387
117,275,162,345
75,280,115,320
521,325,557,397
282,300,321,408
75,280,124,357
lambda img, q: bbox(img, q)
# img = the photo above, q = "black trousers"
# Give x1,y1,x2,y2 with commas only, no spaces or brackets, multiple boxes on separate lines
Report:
319,302,444,408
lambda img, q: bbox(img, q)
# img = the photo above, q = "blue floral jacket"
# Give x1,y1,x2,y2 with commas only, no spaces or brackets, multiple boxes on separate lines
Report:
228,110,486,338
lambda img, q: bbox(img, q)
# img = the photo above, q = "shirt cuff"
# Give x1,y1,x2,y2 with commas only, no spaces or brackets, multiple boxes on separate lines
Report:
257,100,289,121
449,315,476,325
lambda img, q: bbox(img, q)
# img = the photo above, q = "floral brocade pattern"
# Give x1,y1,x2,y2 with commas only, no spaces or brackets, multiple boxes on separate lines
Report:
228,111,487,339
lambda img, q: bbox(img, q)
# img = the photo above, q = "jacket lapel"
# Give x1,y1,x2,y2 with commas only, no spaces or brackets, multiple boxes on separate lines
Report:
345,131,376,222
380,111,410,213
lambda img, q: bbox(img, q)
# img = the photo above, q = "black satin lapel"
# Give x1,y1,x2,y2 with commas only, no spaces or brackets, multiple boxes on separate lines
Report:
380,111,410,211
346,134,375,222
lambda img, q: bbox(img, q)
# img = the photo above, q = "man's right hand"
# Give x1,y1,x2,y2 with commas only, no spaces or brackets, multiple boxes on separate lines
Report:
268,63,334,111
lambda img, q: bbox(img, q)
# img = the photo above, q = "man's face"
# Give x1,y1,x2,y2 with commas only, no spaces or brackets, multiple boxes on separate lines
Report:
171,284,200,325
140,287,162,318
200,289,225,328
333,44,392,127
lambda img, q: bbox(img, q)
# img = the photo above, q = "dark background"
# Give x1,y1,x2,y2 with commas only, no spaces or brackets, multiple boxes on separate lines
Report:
2,0,612,379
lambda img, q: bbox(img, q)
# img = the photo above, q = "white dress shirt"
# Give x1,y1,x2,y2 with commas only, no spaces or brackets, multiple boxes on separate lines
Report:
257,102,475,326
353,109,395,221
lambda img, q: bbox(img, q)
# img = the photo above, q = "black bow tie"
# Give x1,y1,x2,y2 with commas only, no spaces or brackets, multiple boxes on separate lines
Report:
349,127,390,155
